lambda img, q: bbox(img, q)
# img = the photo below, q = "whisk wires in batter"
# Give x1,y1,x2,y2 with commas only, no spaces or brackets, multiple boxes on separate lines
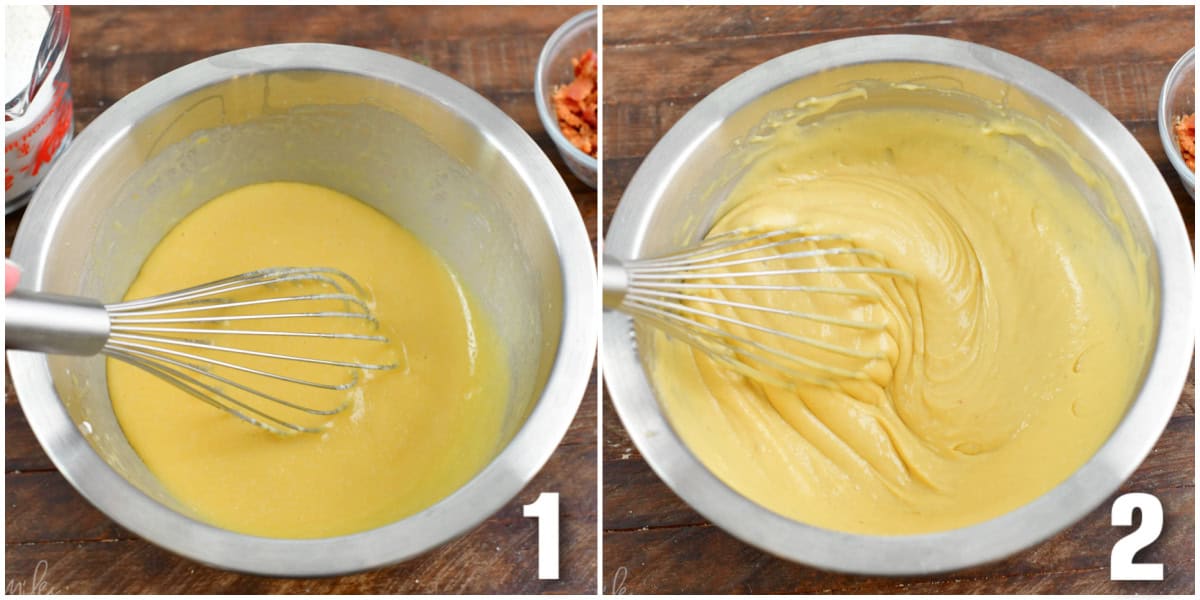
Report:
102,267,400,434
607,228,914,389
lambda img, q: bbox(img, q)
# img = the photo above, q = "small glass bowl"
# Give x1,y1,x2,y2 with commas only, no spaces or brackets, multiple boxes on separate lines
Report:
1158,47,1194,199
535,9,597,189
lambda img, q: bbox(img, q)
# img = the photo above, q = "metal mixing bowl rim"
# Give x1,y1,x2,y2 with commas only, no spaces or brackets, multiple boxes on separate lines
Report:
9,42,598,577
1157,46,1195,192
534,9,599,170
602,34,1193,575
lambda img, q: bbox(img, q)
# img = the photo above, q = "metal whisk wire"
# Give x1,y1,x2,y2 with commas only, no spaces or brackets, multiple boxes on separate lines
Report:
603,228,914,388
6,267,399,435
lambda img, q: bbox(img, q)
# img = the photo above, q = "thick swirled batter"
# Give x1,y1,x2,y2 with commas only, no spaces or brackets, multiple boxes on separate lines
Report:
108,182,509,538
651,97,1153,534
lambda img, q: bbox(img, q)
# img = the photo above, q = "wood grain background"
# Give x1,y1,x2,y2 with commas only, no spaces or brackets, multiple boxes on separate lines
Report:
5,5,597,594
601,5,1195,594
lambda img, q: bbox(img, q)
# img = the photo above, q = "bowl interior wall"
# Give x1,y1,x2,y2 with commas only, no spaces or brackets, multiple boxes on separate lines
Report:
39,69,563,513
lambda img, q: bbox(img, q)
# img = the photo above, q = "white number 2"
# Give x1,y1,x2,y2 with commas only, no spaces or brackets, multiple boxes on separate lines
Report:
523,492,560,580
1110,492,1164,581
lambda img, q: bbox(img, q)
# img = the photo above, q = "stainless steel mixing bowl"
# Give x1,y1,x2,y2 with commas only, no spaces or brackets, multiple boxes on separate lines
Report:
603,35,1193,575
8,43,596,576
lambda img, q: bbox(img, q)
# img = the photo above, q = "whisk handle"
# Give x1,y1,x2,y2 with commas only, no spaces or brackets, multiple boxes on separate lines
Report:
5,290,110,356
601,257,629,309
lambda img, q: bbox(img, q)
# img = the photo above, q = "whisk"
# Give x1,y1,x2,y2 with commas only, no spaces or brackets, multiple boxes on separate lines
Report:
602,228,914,388
6,267,397,434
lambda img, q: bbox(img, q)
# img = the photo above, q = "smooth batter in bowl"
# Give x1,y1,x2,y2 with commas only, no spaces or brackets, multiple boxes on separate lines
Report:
107,181,513,539
9,44,596,575
603,35,1192,574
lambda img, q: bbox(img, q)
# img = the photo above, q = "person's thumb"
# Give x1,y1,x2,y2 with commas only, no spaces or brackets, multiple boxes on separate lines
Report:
5,259,22,295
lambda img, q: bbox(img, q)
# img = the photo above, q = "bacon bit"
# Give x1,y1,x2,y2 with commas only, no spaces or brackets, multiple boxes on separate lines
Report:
1174,113,1195,171
551,49,597,158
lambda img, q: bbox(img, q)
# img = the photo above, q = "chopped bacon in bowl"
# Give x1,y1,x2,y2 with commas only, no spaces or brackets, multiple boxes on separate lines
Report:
1175,112,1195,171
552,49,597,158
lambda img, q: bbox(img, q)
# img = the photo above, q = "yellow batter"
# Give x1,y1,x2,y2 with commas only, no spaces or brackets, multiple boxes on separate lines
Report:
651,92,1153,535
107,182,509,539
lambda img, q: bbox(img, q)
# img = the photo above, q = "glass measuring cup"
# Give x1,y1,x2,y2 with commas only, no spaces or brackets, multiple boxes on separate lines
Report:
5,5,74,213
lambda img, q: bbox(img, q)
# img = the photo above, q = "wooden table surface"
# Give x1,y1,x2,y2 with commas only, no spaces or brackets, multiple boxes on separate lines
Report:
4,5,597,594
601,5,1195,594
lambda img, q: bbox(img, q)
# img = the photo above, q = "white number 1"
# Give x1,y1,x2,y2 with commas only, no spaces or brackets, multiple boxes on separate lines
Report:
1110,492,1164,581
523,492,560,580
